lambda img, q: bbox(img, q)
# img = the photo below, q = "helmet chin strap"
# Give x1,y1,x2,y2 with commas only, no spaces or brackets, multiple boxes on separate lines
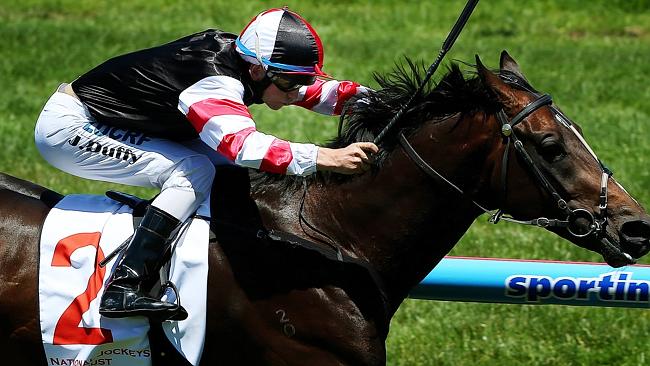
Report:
249,76,272,104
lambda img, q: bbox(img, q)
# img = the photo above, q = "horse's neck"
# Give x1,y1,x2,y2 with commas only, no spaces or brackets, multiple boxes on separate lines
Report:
256,114,501,311
309,159,480,308
256,162,483,310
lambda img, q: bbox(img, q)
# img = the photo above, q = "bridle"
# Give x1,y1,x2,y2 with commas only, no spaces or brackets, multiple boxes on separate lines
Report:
398,89,618,244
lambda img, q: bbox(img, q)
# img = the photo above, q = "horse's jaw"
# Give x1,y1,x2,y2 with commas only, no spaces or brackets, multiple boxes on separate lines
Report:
545,227,633,268
547,216,650,268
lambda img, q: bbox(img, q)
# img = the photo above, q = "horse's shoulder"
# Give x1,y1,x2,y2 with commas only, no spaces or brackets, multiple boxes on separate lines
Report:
203,237,386,364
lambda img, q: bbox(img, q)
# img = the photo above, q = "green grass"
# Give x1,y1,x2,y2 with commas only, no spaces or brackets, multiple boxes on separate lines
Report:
2,1,650,365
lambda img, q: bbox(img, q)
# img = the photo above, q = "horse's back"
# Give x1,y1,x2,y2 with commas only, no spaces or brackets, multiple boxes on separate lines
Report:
0,186,50,363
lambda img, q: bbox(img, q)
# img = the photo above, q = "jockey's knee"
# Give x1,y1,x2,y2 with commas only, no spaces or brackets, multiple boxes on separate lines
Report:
165,154,216,201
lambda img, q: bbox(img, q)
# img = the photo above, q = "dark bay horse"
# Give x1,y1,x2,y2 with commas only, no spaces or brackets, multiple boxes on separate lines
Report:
1,51,649,365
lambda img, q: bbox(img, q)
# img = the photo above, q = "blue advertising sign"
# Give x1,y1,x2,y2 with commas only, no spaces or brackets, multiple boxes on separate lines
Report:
411,257,650,308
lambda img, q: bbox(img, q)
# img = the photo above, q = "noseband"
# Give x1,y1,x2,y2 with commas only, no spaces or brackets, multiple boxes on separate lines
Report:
398,92,613,241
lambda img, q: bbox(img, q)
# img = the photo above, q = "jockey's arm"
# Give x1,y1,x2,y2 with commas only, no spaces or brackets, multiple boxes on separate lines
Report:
293,79,370,116
177,76,375,176
293,79,378,173
178,75,318,176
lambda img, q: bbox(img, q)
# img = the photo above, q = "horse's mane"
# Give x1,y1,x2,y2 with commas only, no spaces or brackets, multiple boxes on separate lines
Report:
251,59,516,195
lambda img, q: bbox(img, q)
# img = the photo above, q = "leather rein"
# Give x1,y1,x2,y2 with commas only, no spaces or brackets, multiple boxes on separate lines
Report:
398,91,625,254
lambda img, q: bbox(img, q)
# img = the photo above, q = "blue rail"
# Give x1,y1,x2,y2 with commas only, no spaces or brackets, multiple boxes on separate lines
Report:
411,257,650,308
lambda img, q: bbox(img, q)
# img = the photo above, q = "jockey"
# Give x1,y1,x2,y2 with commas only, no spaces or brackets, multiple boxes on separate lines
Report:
34,7,378,321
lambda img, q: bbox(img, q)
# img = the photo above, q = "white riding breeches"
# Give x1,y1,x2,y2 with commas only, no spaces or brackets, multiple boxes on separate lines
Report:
34,86,225,221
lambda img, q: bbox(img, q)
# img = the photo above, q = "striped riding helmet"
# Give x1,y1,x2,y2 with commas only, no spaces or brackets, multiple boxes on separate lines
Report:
235,7,331,78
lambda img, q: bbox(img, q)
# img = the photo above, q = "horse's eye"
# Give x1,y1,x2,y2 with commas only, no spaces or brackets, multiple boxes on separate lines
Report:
538,139,566,163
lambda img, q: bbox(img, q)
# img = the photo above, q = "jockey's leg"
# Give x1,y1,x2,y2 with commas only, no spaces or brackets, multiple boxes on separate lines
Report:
34,87,216,320
100,205,182,320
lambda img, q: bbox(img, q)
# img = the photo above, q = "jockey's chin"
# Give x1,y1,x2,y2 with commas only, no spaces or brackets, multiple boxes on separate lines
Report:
264,102,285,110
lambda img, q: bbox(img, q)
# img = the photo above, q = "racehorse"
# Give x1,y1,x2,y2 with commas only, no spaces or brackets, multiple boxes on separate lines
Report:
1,51,649,365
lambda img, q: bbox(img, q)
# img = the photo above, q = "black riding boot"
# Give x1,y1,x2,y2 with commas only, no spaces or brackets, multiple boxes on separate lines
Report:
99,205,187,321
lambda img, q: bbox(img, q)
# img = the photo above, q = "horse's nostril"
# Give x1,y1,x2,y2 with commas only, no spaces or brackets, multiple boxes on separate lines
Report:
621,219,650,240
620,219,650,258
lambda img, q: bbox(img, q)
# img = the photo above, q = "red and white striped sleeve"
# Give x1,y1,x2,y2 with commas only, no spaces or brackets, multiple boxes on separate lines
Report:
178,75,318,176
293,79,369,116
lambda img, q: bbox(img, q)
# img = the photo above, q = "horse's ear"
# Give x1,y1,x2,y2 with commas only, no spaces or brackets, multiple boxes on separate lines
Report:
476,54,517,107
499,50,529,83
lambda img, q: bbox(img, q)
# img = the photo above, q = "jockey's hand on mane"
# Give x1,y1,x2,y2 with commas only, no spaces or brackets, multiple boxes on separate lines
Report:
317,142,378,174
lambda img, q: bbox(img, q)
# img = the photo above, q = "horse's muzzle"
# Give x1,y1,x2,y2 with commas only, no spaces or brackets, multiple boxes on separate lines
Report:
619,218,650,260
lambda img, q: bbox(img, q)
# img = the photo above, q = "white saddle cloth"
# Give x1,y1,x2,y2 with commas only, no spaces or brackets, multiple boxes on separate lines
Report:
38,194,210,366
